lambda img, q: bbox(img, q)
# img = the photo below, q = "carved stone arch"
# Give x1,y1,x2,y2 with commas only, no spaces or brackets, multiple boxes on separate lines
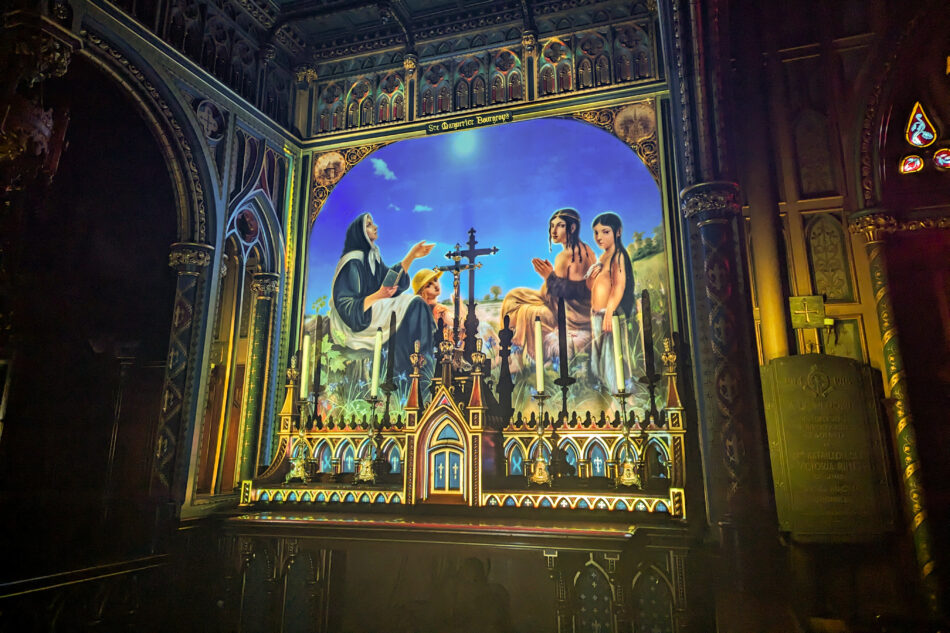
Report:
335,439,357,472
612,437,638,462
539,65,555,96
79,31,217,500
422,87,434,115
490,74,505,103
377,94,390,123
357,437,375,459
437,84,451,113
594,54,610,86
225,191,284,277
558,438,580,469
644,438,672,484
577,57,593,89
455,79,470,110
507,71,522,101
392,93,405,121
472,76,487,106
290,438,312,458
528,437,551,460
556,62,572,92
360,96,374,126
82,32,210,245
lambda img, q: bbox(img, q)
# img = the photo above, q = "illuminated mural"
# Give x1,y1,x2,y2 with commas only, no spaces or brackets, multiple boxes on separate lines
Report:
303,117,669,421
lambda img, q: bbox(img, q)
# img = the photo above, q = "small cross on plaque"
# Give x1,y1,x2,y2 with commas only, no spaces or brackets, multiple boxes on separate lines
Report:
789,295,825,329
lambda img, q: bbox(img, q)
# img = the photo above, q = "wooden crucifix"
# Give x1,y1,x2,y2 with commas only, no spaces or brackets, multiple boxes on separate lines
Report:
435,245,480,346
444,228,498,358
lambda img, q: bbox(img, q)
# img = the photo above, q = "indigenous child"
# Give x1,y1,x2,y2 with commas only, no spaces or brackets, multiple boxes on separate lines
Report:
586,212,635,392
501,208,596,367
412,268,465,345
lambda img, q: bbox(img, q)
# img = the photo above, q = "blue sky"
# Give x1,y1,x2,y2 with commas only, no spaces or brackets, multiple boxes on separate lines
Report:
306,117,662,310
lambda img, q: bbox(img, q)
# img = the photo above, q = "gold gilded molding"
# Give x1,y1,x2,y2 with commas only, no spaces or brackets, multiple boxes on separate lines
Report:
251,273,280,296
14,31,73,87
849,212,949,243
679,181,741,219
572,101,660,185
402,53,418,76
310,142,390,226
168,242,213,269
848,212,897,244
294,64,318,84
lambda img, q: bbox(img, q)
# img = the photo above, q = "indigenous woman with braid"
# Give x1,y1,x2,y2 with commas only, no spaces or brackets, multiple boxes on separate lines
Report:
585,212,635,392
501,208,596,368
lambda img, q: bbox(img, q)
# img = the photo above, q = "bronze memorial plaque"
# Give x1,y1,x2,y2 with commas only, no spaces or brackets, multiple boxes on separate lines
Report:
760,354,895,541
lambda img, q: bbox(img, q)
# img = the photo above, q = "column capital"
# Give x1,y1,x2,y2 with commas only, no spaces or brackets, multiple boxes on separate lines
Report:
848,210,897,245
294,63,318,85
168,242,213,271
521,30,538,53
251,272,280,297
679,181,741,220
402,52,418,76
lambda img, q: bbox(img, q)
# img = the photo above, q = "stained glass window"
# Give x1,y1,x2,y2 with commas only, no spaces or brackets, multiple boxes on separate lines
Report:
905,102,936,147
933,148,950,170
899,155,924,174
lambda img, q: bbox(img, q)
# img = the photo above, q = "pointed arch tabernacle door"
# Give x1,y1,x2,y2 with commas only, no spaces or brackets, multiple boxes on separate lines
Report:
424,419,466,502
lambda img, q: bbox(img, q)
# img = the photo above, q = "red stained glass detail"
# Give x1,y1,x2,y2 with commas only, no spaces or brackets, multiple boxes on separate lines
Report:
899,155,924,174
905,102,937,148
933,148,950,170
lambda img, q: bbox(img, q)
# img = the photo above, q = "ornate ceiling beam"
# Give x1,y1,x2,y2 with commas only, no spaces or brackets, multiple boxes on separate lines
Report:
264,0,387,56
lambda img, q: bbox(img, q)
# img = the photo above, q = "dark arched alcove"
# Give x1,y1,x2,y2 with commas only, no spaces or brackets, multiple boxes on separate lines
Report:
0,55,177,580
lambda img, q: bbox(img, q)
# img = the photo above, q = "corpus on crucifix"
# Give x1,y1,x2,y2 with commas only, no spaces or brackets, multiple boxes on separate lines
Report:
443,228,498,359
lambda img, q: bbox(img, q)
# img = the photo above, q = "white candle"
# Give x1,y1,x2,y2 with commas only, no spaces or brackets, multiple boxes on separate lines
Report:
310,335,318,388
299,334,311,399
370,327,383,397
612,315,624,392
534,316,544,393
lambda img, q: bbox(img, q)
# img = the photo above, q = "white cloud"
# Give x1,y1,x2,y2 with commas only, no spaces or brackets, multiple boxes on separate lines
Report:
387,203,401,211
370,158,396,180
413,204,433,213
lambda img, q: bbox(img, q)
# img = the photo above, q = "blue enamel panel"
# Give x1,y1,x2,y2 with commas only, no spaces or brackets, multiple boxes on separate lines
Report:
433,452,447,489
509,446,524,475
436,424,460,442
589,444,607,477
448,451,461,490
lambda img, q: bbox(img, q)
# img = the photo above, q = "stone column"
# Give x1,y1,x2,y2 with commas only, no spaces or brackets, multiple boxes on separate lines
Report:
153,242,213,499
680,181,772,577
849,210,941,616
238,272,280,483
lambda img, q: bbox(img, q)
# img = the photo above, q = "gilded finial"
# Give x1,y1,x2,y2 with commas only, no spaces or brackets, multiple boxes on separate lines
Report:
661,337,677,373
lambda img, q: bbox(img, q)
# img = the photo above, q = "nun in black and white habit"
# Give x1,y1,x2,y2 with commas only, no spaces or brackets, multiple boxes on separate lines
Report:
329,212,437,382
